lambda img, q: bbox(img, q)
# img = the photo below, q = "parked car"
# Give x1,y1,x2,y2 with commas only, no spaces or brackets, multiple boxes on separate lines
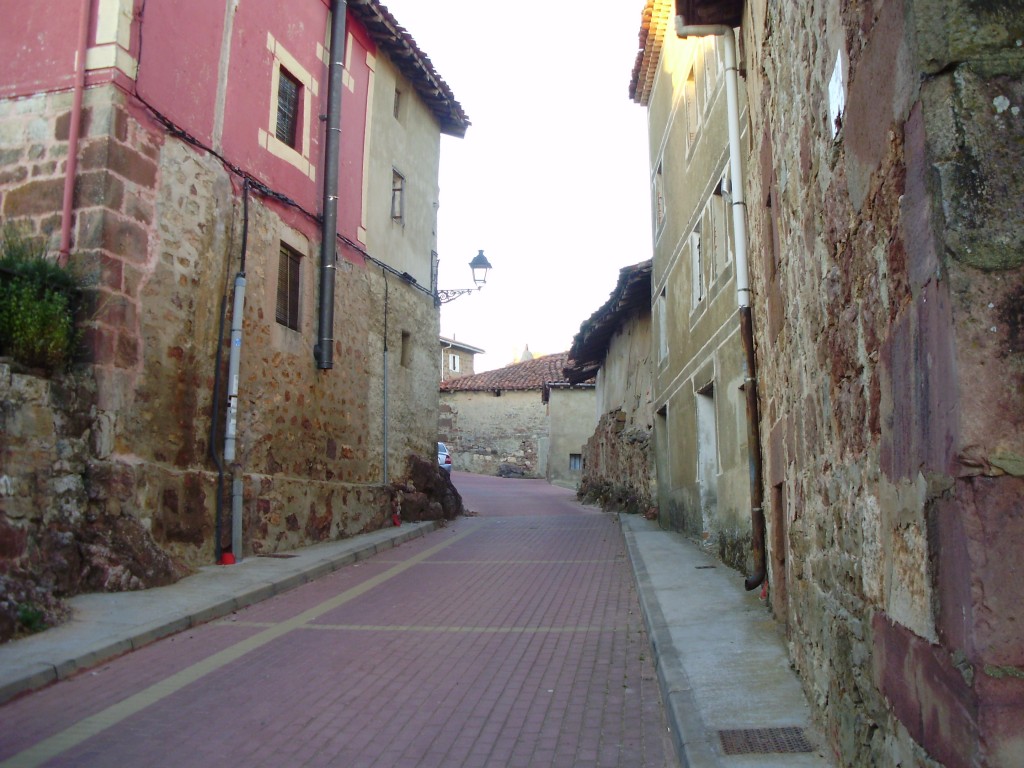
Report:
437,442,452,473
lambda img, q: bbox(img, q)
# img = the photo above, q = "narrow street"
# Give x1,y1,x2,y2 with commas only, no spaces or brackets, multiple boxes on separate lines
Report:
0,473,675,768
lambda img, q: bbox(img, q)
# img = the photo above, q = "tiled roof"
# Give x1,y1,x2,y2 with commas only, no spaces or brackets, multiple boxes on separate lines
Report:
440,352,575,393
629,0,673,106
350,1,470,137
566,261,652,384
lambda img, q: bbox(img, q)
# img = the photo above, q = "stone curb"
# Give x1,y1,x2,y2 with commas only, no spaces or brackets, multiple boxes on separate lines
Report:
620,517,720,768
0,521,439,705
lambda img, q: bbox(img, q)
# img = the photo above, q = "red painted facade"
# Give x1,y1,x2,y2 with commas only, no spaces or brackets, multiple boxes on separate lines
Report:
1,0,374,247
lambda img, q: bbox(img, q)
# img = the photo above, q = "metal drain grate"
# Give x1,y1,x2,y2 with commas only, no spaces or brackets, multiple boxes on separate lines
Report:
719,727,814,755
257,553,298,559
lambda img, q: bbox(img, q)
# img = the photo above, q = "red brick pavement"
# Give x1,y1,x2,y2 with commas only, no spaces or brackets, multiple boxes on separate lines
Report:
0,473,675,767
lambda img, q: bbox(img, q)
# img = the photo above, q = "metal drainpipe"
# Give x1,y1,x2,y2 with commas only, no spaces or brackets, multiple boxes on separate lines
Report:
676,21,767,590
59,0,93,266
224,271,247,561
315,0,348,369
382,269,389,484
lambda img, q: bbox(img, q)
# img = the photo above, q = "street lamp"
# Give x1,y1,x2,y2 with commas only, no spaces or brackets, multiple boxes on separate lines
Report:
437,250,493,303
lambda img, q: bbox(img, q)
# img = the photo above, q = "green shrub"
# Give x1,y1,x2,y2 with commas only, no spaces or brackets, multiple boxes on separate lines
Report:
0,224,82,372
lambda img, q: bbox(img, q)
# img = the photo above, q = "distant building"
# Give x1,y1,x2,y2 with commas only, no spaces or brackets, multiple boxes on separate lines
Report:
566,260,656,514
439,336,484,382
439,352,596,485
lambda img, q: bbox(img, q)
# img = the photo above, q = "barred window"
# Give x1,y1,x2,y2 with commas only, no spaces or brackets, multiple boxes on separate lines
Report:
276,68,302,148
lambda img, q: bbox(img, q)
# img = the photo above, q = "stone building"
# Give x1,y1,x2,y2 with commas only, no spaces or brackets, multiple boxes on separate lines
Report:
630,0,1024,765
630,1,756,567
438,352,597,486
0,0,468,609
566,260,657,515
439,336,484,382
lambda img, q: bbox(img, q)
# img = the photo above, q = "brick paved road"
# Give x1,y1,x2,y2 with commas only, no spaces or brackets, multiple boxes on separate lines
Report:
0,473,675,767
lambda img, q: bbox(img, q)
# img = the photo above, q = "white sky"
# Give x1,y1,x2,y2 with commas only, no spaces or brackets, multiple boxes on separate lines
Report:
380,1,654,372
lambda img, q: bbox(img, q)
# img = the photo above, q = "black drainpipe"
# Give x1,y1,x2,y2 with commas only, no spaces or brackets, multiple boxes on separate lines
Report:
315,0,347,369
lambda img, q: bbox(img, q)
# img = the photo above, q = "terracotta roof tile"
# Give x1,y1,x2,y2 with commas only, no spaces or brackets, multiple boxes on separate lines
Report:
440,352,574,393
350,1,470,137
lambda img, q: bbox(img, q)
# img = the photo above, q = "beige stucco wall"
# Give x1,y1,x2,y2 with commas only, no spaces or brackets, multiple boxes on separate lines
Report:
646,23,752,566
439,389,548,477
578,311,657,513
362,52,441,288
546,387,597,487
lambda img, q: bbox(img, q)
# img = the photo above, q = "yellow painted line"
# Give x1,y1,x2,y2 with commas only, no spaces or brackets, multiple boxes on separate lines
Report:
300,624,620,633
0,526,475,768
223,621,619,633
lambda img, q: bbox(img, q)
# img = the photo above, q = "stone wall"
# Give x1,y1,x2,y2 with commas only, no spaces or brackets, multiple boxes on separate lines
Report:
744,1,1024,764
1,83,442,622
0,362,183,641
578,410,655,516
439,390,548,478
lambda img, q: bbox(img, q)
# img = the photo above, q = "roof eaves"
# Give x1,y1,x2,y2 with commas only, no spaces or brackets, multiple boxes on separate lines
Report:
350,0,471,137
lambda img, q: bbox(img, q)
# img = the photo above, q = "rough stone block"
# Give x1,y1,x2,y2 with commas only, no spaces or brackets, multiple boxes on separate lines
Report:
1,177,63,217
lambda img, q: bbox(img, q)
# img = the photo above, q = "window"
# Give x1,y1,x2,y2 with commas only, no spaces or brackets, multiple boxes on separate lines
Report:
276,68,302,148
393,87,402,119
657,288,668,361
691,230,704,307
569,454,582,472
400,330,411,367
449,353,460,373
391,170,405,223
261,36,317,179
654,162,666,233
685,67,699,147
276,244,301,330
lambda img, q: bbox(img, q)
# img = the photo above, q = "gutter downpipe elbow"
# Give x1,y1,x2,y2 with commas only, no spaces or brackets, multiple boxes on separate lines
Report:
316,0,347,370
676,21,766,591
60,0,93,266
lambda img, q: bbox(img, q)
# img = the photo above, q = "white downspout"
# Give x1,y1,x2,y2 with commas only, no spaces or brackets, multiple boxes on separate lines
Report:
676,21,767,590
676,22,749,307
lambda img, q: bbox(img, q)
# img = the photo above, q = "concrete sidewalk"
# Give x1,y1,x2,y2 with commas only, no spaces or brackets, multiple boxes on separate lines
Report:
620,514,834,768
0,521,439,705
0,509,835,768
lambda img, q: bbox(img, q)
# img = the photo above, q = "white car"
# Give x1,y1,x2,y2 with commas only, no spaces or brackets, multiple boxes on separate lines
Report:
437,442,452,473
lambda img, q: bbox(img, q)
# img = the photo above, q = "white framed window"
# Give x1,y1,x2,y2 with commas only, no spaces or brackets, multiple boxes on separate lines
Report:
657,288,668,361
654,162,666,234
685,66,699,148
260,35,318,181
691,229,704,307
569,454,582,472
391,169,405,223
449,353,460,373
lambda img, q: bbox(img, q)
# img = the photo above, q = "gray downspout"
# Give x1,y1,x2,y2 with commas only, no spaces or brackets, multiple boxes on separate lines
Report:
676,21,767,591
315,0,347,369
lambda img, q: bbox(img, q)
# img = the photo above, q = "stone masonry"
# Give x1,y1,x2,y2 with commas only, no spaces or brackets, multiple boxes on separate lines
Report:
744,1,1024,765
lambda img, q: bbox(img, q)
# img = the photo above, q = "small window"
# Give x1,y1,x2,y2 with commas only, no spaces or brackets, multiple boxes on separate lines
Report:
391,170,405,223
393,87,402,119
655,162,666,232
400,330,411,367
685,67,699,147
276,68,302,149
658,288,668,361
691,230,704,307
569,454,582,472
276,244,301,330
449,353,460,373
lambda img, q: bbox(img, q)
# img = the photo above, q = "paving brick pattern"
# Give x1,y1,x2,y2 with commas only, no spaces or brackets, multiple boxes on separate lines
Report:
0,475,674,767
